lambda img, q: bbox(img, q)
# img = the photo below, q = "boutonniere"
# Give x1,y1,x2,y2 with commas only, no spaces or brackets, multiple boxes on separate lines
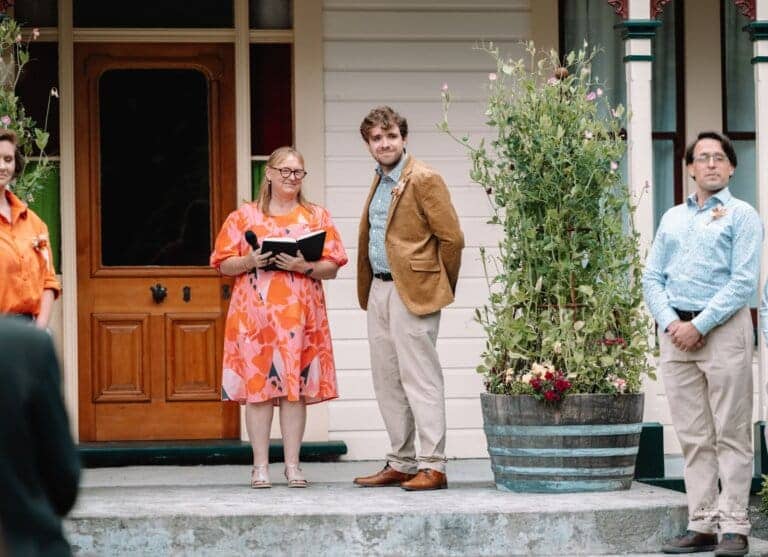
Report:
710,206,727,223
32,233,52,270
32,234,48,251
391,179,406,200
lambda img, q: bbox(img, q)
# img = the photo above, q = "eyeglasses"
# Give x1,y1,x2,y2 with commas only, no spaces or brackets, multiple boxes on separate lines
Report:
693,153,728,164
270,166,308,179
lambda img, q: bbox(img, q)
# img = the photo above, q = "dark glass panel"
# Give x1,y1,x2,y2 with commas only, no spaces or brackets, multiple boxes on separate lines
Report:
249,0,292,29
16,42,59,156
652,139,674,232
723,0,755,132
250,44,292,155
14,0,58,27
99,69,211,267
560,0,625,109
74,0,233,28
651,2,676,132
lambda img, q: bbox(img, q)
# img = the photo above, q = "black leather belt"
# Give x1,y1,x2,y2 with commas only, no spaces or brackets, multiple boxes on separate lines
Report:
673,308,702,322
373,272,393,282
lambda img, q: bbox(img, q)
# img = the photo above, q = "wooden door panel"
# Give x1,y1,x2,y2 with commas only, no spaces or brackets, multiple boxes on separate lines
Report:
92,314,151,402
75,43,238,441
165,313,220,401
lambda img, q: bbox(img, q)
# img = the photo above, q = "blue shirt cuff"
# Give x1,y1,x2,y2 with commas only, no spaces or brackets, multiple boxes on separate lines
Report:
658,308,679,333
690,314,712,336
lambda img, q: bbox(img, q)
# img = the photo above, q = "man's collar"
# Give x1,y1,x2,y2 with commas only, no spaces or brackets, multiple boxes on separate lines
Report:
686,187,732,207
375,152,409,181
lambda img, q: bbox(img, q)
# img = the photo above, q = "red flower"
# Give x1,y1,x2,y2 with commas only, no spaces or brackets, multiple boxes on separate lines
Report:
544,390,558,402
544,371,554,381
530,378,542,390
554,379,570,392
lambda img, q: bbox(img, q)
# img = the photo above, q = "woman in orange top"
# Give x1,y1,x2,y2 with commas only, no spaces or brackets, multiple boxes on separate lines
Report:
0,129,60,329
211,146,347,488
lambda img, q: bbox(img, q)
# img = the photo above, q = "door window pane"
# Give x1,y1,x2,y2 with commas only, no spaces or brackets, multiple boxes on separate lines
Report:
250,44,292,155
74,0,233,28
250,0,292,29
14,0,58,27
99,69,211,267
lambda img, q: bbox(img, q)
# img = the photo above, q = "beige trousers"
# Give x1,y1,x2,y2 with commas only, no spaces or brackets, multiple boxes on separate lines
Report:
660,306,753,536
367,278,447,473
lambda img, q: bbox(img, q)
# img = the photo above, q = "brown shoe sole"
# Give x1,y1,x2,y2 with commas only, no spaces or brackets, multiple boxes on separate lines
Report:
400,483,447,491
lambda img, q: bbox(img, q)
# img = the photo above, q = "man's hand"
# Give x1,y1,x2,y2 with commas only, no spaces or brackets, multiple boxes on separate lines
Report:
669,320,705,351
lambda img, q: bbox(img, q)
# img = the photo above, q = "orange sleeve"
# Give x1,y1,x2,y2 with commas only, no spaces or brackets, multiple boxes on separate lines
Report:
210,207,247,269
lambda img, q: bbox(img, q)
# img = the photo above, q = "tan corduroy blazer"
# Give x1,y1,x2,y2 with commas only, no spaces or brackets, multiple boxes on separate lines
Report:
357,156,464,316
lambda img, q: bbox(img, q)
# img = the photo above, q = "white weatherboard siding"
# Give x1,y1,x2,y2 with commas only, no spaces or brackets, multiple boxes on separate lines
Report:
321,0,703,460
322,0,528,459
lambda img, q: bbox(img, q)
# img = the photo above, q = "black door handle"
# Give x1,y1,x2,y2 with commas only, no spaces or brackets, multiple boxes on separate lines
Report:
150,283,168,304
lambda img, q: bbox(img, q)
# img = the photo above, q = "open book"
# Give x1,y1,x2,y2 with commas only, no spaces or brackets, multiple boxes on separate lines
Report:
260,229,326,271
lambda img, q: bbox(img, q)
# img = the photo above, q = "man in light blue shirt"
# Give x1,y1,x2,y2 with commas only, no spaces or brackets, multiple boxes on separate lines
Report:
643,132,761,556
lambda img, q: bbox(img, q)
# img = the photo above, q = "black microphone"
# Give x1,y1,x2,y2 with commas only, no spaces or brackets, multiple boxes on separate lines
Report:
244,231,259,274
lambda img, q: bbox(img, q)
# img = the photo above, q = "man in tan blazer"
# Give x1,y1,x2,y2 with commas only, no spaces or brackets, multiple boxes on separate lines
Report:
352,106,464,491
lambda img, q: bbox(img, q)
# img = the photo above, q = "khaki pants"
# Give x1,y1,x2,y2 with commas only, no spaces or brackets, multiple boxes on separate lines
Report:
367,278,447,473
660,306,753,536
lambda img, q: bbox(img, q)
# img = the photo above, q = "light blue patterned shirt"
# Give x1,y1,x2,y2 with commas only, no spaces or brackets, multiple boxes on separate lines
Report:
368,153,408,275
642,188,762,336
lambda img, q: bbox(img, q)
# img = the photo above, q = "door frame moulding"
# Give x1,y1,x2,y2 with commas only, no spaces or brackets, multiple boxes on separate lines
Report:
58,0,319,441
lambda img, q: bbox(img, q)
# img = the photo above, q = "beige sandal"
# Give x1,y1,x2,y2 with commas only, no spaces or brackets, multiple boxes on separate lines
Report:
284,463,309,488
250,464,272,489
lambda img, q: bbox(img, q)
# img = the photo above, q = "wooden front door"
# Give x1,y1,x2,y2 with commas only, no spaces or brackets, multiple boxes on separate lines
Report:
75,43,238,441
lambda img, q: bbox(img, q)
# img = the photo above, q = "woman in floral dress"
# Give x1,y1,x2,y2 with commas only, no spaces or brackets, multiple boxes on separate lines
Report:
211,146,347,488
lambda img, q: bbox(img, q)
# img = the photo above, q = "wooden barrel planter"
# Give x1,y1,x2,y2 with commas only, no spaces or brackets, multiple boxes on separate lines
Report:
480,393,644,493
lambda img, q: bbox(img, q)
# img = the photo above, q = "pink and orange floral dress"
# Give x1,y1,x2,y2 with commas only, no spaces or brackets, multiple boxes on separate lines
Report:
211,203,347,405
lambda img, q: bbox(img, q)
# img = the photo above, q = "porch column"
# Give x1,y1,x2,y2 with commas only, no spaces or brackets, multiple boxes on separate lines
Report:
749,0,768,421
615,1,658,257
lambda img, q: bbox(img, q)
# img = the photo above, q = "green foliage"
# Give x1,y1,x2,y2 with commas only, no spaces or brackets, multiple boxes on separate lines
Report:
0,17,55,203
760,475,768,516
440,42,654,397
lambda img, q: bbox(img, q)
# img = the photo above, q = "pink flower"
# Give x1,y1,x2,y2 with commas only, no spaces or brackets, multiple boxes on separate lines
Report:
586,91,597,101
596,87,604,97
610,161,619,171
441,83,449,92
488,72,497,81
1,115,11,127
32,28,40,40
547,77,559,86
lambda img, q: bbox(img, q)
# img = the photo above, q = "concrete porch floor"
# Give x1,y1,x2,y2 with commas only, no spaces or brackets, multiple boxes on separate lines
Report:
65,459,768,556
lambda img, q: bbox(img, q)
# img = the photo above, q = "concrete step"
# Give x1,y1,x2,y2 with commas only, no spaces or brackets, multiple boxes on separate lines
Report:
61,460,748,556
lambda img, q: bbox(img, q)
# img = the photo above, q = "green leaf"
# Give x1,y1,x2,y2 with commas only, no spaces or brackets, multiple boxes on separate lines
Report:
577,285,594,297
34,129,49,152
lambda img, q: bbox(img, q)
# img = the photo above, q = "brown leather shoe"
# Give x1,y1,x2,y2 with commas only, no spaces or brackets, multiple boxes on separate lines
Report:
353,464,416,487
400,469,447,491
715,533,749,556
661,530,717,554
